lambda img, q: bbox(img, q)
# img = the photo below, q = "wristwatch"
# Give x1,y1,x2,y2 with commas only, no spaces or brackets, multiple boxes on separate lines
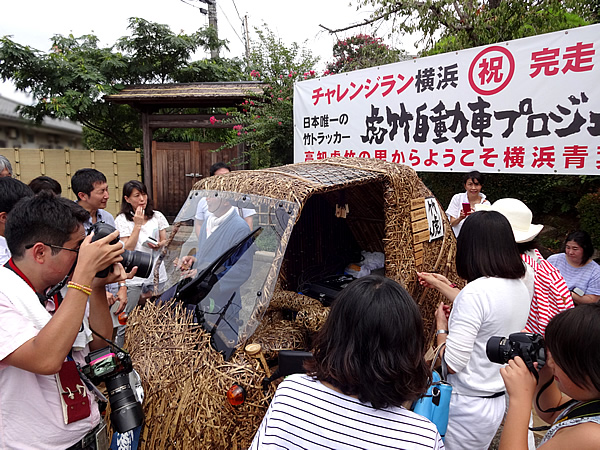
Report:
436,329,449,336
118,282,127,289
572,287,584,296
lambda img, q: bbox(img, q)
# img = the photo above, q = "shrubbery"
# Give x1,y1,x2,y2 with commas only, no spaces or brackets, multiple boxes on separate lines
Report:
576,193,600,250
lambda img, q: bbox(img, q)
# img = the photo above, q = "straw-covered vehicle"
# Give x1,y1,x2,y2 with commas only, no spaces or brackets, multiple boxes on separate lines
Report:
124,157,459,449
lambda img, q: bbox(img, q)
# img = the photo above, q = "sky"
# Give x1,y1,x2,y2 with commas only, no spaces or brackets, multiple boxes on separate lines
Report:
0,0,420,105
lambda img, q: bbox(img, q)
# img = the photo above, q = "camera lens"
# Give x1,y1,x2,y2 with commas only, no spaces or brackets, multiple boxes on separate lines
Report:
122,249,153,279
105,372,144,433
486,336,510,364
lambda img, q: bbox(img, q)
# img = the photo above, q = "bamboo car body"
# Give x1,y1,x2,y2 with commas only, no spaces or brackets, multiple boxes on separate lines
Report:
125,157,459,448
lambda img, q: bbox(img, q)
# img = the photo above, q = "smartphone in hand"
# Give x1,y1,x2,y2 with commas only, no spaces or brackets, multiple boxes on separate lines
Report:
462,203,472,216
143,236,158,247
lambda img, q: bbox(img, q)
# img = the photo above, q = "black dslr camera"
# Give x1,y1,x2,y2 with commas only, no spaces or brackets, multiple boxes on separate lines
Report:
81,346,144,433
486,332,546,373
88,222,152,279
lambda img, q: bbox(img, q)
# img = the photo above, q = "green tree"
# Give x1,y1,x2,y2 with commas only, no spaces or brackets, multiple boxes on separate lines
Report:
353,0,594,53
325,33,404,74
221,26,319,168
0,18,243,150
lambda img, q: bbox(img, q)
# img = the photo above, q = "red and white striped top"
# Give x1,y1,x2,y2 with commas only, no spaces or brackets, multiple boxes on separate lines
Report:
521,248,574,336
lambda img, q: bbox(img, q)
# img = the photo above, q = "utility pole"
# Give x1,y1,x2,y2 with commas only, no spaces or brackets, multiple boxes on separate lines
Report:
244,15,250,60
207,0,218,59
194,0,219,59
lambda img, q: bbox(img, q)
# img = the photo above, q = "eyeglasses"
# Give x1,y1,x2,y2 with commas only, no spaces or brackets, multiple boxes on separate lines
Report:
25,243,80,254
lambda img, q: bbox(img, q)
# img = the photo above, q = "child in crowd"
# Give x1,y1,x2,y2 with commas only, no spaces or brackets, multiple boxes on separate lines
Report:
500,303,600,449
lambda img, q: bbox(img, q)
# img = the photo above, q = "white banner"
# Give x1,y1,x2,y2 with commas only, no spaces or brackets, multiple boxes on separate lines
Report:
294,25,600,175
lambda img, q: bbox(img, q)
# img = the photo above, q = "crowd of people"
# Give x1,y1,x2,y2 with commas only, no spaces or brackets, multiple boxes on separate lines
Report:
0,159,254,448
1,157,599,449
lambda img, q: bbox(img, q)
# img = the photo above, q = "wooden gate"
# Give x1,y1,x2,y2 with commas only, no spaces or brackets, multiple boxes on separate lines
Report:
152,141,246,219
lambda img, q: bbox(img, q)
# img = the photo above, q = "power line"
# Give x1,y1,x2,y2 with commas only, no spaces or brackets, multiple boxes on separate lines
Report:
230,0,243,23
218,3,244,46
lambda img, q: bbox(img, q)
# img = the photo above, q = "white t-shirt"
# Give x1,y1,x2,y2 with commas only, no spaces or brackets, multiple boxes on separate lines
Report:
250,373,444,450
445,192,489,237
194,197,255,222
445,276,531,396
0,268,101,448
115,211,169,287
0,236,10,266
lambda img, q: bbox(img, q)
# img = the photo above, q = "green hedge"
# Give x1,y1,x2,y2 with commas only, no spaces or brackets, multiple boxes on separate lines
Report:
576,193,600,250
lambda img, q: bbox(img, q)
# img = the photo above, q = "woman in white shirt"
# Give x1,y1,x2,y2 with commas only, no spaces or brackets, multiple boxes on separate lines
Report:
446,171,490,237
420,211,531,450
114,180,169,347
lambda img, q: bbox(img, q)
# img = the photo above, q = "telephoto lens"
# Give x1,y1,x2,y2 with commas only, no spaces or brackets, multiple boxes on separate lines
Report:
89,222,153,278
121,248,152,279
105,371,144,433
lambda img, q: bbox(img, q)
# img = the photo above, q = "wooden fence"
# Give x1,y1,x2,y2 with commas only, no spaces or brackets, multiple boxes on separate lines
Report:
0,148,142,217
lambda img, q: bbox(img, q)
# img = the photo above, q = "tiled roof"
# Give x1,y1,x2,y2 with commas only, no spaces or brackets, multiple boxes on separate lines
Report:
0,95,82,134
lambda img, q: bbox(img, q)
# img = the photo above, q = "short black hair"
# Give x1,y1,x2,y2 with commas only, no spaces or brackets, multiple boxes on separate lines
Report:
6,191,90,259
463,170,484,186
0,177,34,214
305,275,430,409
563,230,594,264
209,162,231,176
546,303,600,393
119,180,155,221
71,168,107,197
29,176,62,195
456,211,526,282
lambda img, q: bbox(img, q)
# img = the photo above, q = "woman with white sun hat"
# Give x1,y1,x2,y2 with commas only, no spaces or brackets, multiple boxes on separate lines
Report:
477,198,573,336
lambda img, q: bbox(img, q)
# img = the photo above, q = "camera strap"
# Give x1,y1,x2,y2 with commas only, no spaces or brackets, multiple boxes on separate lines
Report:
519,350,539,383
56,354,92,424
529,378,577,432
3,259,69,309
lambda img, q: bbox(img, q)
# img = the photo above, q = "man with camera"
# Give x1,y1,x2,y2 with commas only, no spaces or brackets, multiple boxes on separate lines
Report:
0,192,128,449
72,168,128,323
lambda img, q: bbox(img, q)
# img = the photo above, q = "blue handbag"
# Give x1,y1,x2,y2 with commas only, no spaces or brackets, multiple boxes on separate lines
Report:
412,343,452,440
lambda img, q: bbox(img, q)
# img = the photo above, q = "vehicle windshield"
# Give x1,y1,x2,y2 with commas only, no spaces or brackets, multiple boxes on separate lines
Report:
154,189,299,359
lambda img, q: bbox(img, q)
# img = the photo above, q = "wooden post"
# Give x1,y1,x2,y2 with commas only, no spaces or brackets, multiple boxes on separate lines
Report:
141,111,153,200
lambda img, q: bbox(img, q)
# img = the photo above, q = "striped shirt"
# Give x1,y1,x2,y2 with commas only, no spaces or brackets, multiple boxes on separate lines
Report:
522,249,573,336
249,374,444,450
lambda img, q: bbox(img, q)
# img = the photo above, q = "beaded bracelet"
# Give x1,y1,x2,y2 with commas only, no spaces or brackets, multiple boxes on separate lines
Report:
67,281,92,296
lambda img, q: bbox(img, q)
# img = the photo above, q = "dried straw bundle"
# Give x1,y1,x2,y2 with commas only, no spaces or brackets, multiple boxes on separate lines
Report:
124,301,274,449
248,314,308,361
